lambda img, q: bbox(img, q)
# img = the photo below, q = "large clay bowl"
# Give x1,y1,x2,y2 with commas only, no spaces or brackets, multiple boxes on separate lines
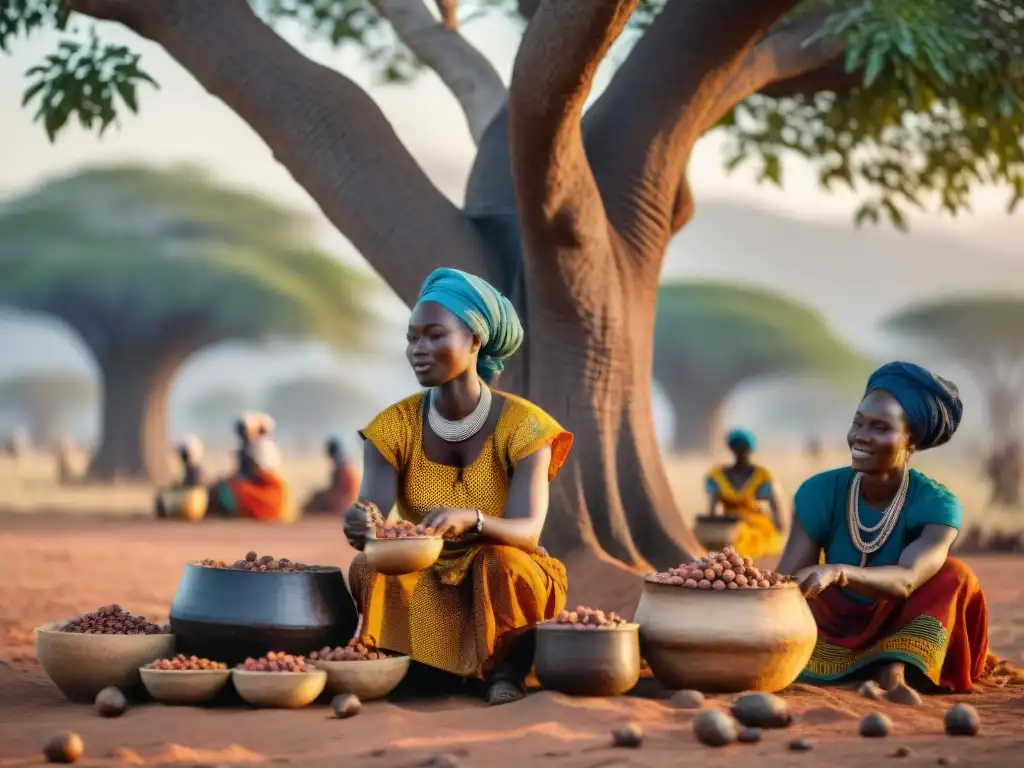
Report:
169,563,358,666
693,515,742,551
139,667,231,705
534,623,641,696
232,669,327,708
363,536,443,576
35,622,176,703
160,487,209,522
312,655,410,700
635,581,816,693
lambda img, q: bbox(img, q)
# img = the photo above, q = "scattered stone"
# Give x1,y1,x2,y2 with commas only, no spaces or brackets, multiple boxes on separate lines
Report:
43,733,84,764
692,710,738,747
330,693,362,719
936,757,957,766
884,682,923,707
421,755,460,768
789,737,814,752
859,712,893,738
944,703,980,736
670,689,705,709
731,692,792,728
858,680,885,700
738,727,762,744
94,686,126,718
891,746,912,758
611,723,643,748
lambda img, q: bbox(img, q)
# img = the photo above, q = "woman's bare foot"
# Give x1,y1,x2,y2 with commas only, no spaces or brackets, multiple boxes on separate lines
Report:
486,678,526,706
878,662,922,706
877,662,905,691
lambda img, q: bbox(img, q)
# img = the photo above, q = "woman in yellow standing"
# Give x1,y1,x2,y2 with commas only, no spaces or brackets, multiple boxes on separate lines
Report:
704,428,785,559
342,268,573,706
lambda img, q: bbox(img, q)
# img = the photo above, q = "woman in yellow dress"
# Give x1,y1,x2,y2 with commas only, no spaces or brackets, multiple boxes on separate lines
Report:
704,428,784,560
342,268,573,706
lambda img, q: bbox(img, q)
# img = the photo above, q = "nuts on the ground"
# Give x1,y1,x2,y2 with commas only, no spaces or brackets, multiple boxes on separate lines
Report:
859,712,892,738
646,547,797,589
145,654,228,671
730,692,791,728
611,723,643,748
555,605,628,628
944,703,980,736
43,732,83,764
94,687,126,718
671,689,705,709
61,606,163,635
693,710,739,747
331,693,362,718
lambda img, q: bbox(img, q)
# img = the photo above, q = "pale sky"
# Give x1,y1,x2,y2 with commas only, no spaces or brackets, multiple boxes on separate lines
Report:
1,10,1021,447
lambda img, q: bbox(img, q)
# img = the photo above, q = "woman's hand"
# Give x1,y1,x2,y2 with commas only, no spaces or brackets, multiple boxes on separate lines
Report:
422,508,479,539
343,506,371,551
794,564,848,598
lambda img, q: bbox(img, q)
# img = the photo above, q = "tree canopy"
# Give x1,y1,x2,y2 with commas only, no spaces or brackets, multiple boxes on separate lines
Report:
0,368,97,446
0,164,382,482
263,375,376,443
886,295,1024,441
655,281,868,450
5,1,1022,228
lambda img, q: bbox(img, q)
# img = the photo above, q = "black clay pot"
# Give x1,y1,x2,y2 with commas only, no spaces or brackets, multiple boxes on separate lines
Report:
169,563,358,665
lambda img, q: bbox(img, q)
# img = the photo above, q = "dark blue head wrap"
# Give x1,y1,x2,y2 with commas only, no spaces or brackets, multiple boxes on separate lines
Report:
864,361,963,450
414,267,524,384
726,428,756,453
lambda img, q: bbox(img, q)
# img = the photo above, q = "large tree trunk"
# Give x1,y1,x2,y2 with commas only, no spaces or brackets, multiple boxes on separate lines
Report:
665,388,727,454
86,345,187,486
986,381,1022,446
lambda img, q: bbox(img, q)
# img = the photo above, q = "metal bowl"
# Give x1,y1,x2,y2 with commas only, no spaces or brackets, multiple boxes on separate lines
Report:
534,623,641,696
139,667,232,705
169,563,358,666
363,536,443,576
635,580,816,693
35,622,176,703
693,515,742,551
231,669,327,708
312,655,410,700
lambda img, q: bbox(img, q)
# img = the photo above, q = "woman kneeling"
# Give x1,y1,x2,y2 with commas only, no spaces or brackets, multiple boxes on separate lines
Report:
779,362,990,695
343,268,573,706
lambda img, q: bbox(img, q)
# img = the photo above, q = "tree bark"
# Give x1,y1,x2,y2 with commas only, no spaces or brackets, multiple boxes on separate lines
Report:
668,392,726,454
86,344,190,486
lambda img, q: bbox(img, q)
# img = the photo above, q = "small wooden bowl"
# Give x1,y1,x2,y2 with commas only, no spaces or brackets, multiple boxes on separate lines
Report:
160,487,209,522
363,536,443,576
534,623,641,696
231,669,327,708
35,621,176,703
139,667,231,705
312,655,410,700
693,515,742,551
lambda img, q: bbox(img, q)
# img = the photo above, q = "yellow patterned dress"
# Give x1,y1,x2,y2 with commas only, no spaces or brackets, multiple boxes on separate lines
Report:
706,465,784,560
348,392,573,679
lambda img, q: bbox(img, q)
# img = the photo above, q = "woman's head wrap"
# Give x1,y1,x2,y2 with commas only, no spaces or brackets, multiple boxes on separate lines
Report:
726,428,757,453
414,267,524,383
864,361,963,450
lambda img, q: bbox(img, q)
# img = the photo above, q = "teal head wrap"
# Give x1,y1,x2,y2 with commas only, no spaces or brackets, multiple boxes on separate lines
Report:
726,428,756,453
414,268,524,383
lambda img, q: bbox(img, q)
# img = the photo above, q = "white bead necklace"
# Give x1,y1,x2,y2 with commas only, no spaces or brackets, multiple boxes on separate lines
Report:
846,470,910,567
427,383,492,443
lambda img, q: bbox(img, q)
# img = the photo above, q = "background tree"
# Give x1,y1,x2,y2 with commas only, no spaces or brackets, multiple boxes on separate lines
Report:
263,375,377,450
0,165,381,485
886,296,1024,445
4,0,1020,569
0,369,98,447
654,282,868,453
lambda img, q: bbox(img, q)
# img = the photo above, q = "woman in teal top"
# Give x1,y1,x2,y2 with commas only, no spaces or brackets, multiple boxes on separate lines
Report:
778,362,991,696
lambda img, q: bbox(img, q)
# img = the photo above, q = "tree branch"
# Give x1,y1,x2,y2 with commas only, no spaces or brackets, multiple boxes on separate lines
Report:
583,0,801,252
704,10,849,129
508,0,638,269
371,0,507,145
66,0,493,307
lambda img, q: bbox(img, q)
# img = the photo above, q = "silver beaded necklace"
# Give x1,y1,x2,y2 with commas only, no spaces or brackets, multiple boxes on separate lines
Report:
427,383,492,443
846,470,910,567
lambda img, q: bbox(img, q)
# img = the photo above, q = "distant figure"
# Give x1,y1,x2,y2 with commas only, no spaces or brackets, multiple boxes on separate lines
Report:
155,436,208,520
986,441,1022,510
56,437,77,485
303,438,361,516
704,428,785,559
5,426,29,464
179,436,206,488
209,412,290,521
805,434,823,463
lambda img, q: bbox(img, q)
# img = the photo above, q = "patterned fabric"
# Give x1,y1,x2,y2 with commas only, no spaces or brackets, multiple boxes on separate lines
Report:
706,465,783,559
352,391,573,677
800,558,990,692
